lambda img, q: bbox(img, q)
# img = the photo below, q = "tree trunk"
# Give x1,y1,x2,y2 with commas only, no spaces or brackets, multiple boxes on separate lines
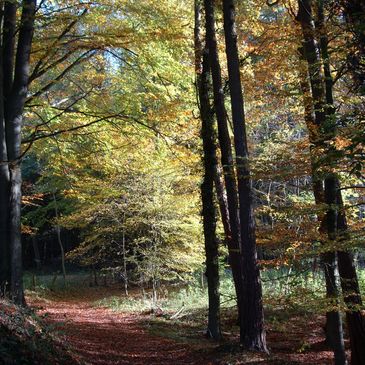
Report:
297,1,365,364
298,47,346,365
32,235,41,270
203,0,245,338
195,0,221,340
3,0,37,305
222,0,266,351
327,177,365,365
341,0,365,93
53,193,66,285
0,2,11,296
8,163,23,304
322,252,347,365
122,213,128,296
213,164,232,246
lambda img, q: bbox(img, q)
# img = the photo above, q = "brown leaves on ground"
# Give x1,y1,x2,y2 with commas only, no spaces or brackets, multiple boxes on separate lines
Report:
28,289,215,365
27,288,346,365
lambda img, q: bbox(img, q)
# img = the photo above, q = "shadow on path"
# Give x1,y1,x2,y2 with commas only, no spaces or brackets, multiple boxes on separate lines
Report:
29,292,214,365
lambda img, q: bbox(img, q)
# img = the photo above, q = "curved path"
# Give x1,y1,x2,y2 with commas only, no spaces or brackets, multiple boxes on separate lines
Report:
29,291,214,365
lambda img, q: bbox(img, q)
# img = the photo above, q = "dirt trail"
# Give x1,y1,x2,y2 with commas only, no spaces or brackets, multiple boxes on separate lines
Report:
29,291,214,365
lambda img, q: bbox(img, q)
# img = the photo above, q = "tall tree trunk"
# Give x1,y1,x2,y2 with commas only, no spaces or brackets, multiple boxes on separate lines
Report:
332,183,365,365
222,0,266,351
122,212,128,296
317,3,365,363
0,1,11,295
195,0,221,340
297,1,365,364
4,0,37,305
203,0,245,338
314,6,347,361
298,41,346,365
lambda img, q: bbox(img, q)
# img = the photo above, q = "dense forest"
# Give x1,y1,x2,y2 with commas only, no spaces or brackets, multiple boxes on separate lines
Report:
0,0,364,364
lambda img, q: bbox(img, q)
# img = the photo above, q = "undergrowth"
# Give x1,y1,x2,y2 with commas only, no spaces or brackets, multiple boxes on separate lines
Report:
95,268,329,316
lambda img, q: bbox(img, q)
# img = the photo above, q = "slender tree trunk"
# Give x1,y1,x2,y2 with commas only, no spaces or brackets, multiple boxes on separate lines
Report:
32,235,41,270
317,3,365,363
195,0,221,339
203,0,245,338
297,1,365,364
222,0,266,351
298,48,346,365
314,7,347,361
329,180,365,365
53,193,66,285
122,212,128,295
0,1,11,296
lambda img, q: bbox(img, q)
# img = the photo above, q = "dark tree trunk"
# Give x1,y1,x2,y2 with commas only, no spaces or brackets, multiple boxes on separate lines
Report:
298,39,346,365
195,0,221,340
222,0,266,352
2,1,16,97
328,179,365,365
322,252,347,365
0,2,11,295
213,164,232,245
32,235,41,270
203,0,245,338
3,0,37,305
341,0,365,93
315,7,347,362
298,1,365,364
318,3,365,363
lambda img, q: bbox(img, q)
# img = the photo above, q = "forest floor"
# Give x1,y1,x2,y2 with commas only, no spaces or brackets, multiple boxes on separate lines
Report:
26,286,343,365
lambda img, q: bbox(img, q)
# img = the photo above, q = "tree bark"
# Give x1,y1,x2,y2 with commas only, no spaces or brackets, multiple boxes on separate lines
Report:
3,0,37,305
297,1,365,364
298,44,346,365
341,0,365,93
203,0,245,338
0,1,11,295
222,0,266,352
213,164,232,246
328,179,365,365
195,0,221,340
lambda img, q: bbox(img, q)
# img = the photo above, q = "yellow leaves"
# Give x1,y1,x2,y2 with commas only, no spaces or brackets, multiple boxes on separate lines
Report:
334,135,352,150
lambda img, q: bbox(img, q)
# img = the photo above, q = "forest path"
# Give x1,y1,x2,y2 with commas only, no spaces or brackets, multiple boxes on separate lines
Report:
28,289,214,365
